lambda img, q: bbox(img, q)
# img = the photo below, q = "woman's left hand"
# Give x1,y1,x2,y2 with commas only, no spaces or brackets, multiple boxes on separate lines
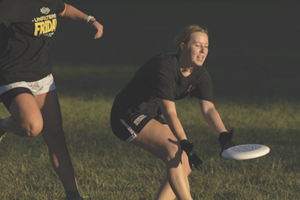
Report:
88,20,103,39
218,128,237,156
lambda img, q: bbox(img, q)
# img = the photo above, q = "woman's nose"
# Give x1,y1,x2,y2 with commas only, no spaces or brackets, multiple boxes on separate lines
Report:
199,46,204,53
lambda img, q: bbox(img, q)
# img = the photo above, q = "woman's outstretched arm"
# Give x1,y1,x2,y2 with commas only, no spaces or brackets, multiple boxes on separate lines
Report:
58,3,103,39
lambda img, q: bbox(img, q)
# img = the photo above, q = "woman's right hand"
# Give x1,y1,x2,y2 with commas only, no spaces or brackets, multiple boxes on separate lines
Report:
180,139,203,170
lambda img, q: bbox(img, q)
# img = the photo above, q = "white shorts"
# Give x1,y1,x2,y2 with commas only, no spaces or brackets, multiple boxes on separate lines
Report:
0,74,56,96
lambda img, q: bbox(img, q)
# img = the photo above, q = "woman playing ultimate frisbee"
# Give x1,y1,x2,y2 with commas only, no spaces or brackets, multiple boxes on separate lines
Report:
110,25,236,199
0,0,103,199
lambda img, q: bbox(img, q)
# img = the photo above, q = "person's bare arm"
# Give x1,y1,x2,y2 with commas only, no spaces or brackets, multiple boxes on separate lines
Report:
159,99,187,141
159,99,203,170
198,99,236,155
58,3,103,39
198,99,227,137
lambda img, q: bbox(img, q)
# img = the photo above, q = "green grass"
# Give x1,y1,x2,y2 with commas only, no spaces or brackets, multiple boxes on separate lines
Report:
0,64,299,199
1,1,300,199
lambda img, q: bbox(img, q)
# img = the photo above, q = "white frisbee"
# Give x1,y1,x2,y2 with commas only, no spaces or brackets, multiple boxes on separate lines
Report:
222,144,270,160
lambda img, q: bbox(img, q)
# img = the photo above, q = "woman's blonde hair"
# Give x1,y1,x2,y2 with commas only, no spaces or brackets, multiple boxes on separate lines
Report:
174,25,209,53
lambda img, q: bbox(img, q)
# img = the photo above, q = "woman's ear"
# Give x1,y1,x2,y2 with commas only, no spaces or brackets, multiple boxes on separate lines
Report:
180,43,185,52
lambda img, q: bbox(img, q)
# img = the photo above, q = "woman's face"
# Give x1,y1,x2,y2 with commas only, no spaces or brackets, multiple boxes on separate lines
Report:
181,32,209,67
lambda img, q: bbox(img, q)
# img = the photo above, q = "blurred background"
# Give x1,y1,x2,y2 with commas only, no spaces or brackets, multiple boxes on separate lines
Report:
52,0,300,103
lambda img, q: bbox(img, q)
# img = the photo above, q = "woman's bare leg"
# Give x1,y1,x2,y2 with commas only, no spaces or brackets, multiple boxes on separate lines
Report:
35,90,78,191
0,90,79,195
131,119,193,200
155,150,192,200
0,93,43,137
0,90,78,191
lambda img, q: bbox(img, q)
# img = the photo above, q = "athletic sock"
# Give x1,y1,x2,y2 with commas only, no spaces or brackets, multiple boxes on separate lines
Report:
66,189,81,200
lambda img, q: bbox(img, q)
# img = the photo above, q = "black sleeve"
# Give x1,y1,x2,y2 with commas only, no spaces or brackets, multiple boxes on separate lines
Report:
55,0,65,14
0,0,22,27
150,56,176,101
191,68,213,102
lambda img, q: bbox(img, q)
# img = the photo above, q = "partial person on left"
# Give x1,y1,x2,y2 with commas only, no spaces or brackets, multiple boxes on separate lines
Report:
0,0,103,199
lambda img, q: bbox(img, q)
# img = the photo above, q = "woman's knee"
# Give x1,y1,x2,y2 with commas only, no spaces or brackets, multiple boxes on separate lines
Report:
164,141,181,162
22,120,43,137
164,141,193,175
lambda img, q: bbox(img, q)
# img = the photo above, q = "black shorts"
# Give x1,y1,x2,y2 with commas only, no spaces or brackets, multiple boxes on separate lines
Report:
110,103,166,142
0,87,33,109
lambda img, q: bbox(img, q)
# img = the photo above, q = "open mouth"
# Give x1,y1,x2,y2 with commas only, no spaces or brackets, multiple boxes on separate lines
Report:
197,56,204,60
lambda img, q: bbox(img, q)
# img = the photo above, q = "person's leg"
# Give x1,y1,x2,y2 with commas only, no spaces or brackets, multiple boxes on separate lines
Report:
155,145,192,200
34,90,79,194
153,124,192,200
0,92,43,137
131,119,193,200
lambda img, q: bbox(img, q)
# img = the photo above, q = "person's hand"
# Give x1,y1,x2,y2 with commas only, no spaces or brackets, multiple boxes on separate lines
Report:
218,128,237,157
180,140,203,170
88,19,103,39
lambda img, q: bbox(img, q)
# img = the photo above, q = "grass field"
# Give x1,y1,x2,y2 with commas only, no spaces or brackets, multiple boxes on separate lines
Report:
1,0,300,199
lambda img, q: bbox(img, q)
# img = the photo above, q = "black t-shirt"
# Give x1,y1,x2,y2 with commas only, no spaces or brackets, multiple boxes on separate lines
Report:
0,0,65,86
114,54,213,118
